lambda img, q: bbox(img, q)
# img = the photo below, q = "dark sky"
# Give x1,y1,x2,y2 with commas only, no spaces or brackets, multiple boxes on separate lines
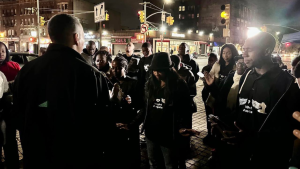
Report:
87,0,142,29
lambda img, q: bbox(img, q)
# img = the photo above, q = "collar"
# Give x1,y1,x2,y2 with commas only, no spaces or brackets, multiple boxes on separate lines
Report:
250,64,281,80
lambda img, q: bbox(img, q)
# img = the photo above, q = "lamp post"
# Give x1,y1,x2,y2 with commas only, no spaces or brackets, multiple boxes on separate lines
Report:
160,0,172,52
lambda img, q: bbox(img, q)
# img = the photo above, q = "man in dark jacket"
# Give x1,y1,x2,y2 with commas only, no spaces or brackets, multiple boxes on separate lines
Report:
123,42,141,80
13,14,115,169
81,40,98,65
223,32,300,169
138,42,153,88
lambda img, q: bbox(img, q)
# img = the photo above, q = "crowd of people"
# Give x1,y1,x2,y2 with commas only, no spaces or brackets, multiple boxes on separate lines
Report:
0,13,297,169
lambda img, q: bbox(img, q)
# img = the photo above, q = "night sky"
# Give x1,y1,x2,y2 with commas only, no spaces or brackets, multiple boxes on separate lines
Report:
86,0,300,29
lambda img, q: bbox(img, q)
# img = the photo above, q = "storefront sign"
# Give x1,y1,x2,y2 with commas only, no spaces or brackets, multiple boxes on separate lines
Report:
172,33,185,38
111,38,131,44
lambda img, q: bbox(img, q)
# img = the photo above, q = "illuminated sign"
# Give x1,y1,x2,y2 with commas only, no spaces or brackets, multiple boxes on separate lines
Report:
84,33,96,39
172,33,185,38
111,38,131,44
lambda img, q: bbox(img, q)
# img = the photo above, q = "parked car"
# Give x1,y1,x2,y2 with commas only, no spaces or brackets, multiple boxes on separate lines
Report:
10,52,38,68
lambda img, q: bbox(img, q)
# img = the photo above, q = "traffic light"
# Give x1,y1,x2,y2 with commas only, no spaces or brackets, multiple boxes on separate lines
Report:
39,16,45,26
285,42,291,47
29,37,37,42
138,10,145,23
105,13,109,21
220,4,230,24
260,26,267,32
168,16,174,25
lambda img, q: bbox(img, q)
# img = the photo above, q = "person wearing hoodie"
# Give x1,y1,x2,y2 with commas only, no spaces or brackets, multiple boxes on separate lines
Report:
93,50,114,89
13,14,115,169
81,41,98,65
118,52,200,169
221,32,300,169
138,42,153,88
123,42,141,80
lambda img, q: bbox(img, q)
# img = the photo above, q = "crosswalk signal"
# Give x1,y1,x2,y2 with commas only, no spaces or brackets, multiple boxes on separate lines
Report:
138,11,145,23
105,13,109,21
40,16,45,26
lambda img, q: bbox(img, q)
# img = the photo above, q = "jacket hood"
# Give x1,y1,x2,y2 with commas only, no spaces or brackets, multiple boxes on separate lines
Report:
83,48,98,56
180,63,192,71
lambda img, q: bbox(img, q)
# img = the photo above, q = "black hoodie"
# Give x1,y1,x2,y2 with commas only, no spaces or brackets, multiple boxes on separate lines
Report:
81,48,98,66
233,65,300,169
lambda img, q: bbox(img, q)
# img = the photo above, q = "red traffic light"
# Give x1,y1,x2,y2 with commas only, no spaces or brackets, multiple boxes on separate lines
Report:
285,43,291,47
138,11,141,15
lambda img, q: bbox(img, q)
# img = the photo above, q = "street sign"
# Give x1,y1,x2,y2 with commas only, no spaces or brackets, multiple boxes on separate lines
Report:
94,2,105,23
141,24,149,34
161,13,165,22
148,27,159,31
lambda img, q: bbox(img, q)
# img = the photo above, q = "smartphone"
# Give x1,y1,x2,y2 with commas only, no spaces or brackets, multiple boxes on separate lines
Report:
197,72,205,78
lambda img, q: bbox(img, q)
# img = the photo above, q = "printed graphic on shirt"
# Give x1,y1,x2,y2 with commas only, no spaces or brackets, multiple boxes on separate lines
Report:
239,98,267,114
153,98,165,109
144,64,150,72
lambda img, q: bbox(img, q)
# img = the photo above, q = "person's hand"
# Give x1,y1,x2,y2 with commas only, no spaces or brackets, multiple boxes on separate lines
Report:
125,95,132,104
221,122,246,145
112,83,120,98
116,123,129,130
179,128,200,137
204,71,214,86
293,111,300,139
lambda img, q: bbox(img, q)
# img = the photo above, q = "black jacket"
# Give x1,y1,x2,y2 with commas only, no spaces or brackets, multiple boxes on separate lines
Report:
81,48,98,66
122,54,141,79
129,78,190,142
234,65,300,169
181,54,200,95
138,54,153,88
13,44,115,169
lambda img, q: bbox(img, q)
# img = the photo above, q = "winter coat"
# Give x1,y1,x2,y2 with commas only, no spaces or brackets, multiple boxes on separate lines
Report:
129,77,190,144
13,43,115,169
123,54,141,80
233,65,300,169
181,54,200,85
138,54,153,88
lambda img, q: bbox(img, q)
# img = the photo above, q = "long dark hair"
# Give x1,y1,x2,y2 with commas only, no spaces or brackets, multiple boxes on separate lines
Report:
219,44,238,70
0,42,10,63
146,68,180,103
93,50,112,72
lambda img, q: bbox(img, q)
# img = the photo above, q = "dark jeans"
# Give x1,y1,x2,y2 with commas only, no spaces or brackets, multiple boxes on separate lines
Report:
202,87,213,136
146,138,177,169
3,119,19,169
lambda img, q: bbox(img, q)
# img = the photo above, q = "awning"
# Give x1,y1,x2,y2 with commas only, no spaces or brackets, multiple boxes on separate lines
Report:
281,32,300,43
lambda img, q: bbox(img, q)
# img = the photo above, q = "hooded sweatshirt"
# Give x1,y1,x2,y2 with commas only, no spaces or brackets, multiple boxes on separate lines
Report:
234,64,300,169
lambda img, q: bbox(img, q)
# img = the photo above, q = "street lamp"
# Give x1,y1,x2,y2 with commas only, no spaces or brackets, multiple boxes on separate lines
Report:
188,30,192,34
173,27,178,32
102,31,108,35
209,33,213,36
199,31,204,36
164,0,172,4
276,32,280,35
247,27,261,38
160,25,166,32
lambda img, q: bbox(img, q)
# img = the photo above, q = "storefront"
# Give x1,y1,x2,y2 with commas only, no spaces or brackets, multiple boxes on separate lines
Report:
0,37,20,52
111,36,131,55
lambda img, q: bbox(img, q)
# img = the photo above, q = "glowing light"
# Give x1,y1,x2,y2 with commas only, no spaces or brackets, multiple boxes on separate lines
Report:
160,26,166,32
199,31,204,36
188,30,192,34
173,27,178,32
247,27,261,38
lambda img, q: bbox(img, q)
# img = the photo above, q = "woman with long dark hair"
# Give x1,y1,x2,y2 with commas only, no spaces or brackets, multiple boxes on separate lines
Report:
119,52,199,169
0,42,20,82
209,44,239,83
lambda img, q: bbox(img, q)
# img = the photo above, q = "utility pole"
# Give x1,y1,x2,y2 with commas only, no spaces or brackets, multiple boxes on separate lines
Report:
144,2,146,42
99,21,102,47
36,0,40,55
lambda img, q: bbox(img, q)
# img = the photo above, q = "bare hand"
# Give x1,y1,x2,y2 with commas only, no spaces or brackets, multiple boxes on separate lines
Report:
116,123,129,130
125,95,132,104
179,128,200,137
221,122,245,145
204,71,214,86
293,111,300,139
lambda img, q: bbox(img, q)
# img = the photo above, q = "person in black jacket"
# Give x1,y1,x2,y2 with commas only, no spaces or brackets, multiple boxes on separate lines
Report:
119,52,199,169
13,14,115,169
123,42,141,79
221,32,300,169
138,42,153,88
111,56,143,169
81,40,98,65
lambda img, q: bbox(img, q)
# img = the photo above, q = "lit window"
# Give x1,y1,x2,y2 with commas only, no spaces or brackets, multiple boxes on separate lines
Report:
182,6,185,11
179,14,181,19
196,30,199,33
197,13,199,17
179,6,182,11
